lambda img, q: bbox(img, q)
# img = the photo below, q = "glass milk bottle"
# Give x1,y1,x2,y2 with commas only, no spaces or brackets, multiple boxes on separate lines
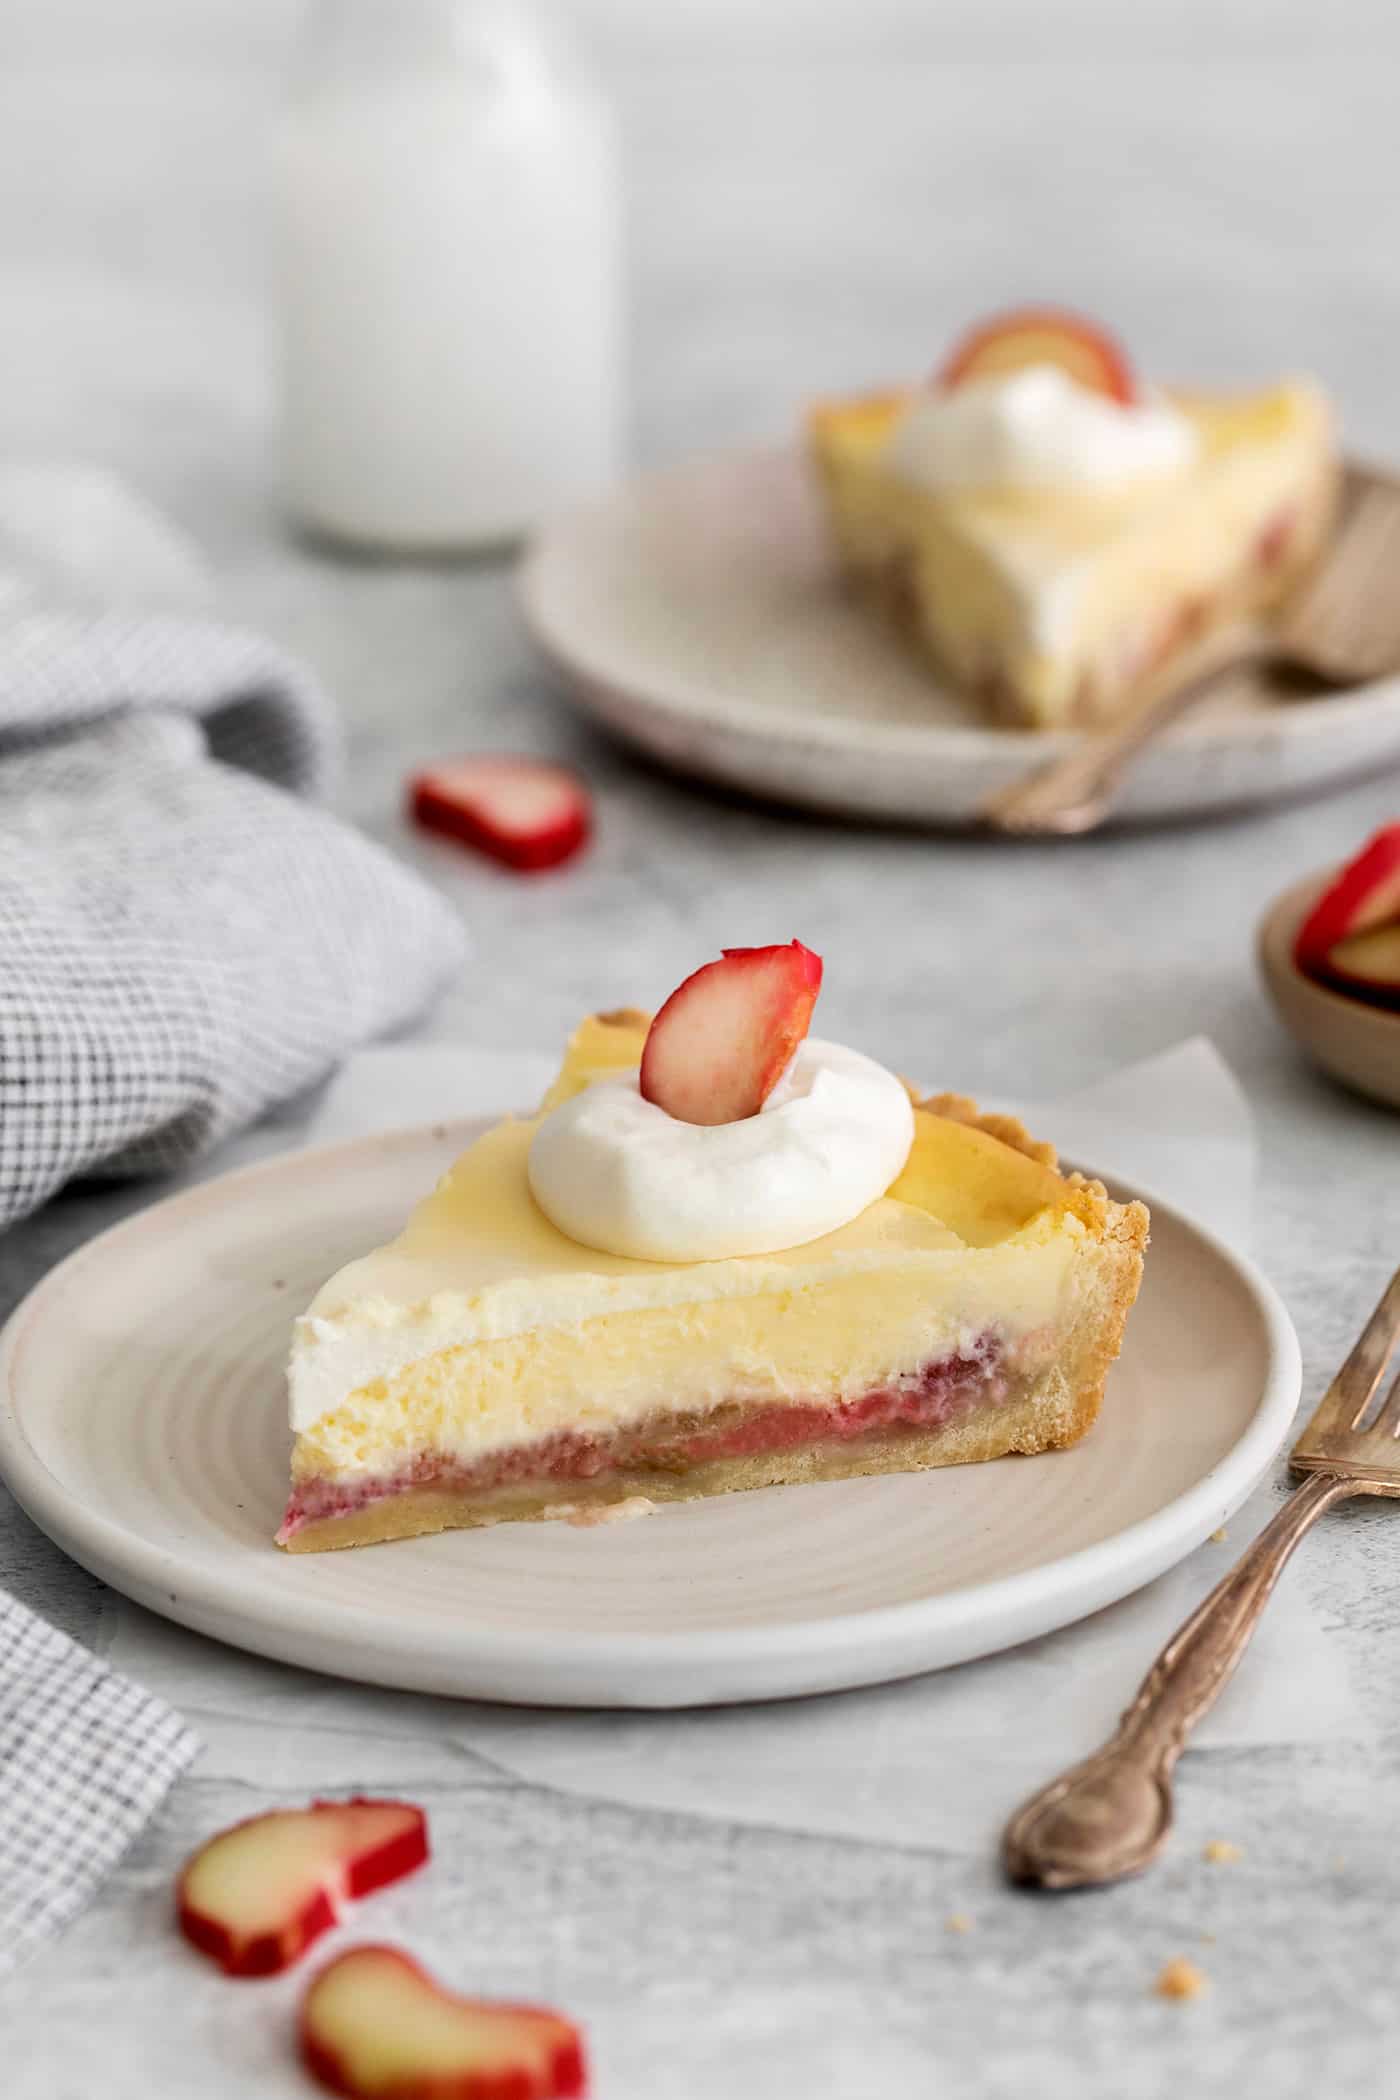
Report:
274,0,624,551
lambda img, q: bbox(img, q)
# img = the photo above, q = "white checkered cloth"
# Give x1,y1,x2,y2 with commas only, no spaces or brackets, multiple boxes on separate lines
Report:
0,590,466,1973
0,608,467,1228
0,1600,199,1977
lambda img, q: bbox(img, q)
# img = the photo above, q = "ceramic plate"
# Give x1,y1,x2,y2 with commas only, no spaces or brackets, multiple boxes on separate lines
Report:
520,448,1400,826
0,1119,1299,1707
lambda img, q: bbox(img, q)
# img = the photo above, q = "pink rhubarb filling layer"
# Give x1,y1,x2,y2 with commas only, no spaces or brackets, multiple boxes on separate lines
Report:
279,1333,1009,1541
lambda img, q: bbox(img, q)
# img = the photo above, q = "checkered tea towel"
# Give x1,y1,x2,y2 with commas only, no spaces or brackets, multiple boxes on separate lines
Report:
0,1595,200,1978
0,543,465,1972
0,606,467,1229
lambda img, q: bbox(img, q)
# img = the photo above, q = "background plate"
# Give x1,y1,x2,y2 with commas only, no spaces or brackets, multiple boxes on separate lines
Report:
0,1119,1300,1707
521,448,1400,827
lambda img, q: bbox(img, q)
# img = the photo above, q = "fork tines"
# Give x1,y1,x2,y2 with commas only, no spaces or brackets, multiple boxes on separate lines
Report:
1292,1264,1400,1484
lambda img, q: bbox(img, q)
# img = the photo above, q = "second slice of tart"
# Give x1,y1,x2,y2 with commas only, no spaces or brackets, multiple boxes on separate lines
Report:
280,1002,1148,1553
808,309,1339,730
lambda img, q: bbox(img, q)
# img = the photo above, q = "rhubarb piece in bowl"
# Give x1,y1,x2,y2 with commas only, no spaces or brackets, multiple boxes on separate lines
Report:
1259,851,1400,1112
1293,823,1400,1008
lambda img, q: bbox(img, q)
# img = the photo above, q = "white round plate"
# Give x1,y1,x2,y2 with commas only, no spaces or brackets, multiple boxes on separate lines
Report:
521,448,1400,826
0,1119,1299,1708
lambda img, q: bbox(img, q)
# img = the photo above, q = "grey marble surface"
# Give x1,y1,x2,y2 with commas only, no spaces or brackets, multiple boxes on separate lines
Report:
3,2,1400,2093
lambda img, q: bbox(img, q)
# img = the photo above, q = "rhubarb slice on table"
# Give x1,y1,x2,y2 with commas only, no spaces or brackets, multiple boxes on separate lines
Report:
410,756,591,872
638,939,823,1126
300,1946,588,2100
177,1799,428,1976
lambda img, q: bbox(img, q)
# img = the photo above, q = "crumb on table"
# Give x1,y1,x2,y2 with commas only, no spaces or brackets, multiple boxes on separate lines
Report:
1210,1527,1229,1544
944,1914,973,1935
1156,1957,1209,2001
1203,1839,1243,1865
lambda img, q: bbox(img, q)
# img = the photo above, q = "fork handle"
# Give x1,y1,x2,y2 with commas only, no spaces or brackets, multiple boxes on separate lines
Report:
980,637,1268,836
1002,1470,1360,1889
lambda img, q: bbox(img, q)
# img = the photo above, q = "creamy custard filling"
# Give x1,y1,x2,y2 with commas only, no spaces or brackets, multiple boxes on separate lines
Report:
289,1092,1092,1442
290,1234,1081,1485
290,1118,952,1426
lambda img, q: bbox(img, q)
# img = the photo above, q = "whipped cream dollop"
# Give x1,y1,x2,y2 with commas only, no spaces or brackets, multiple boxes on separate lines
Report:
883,365,1198,493
527,1038,915,1263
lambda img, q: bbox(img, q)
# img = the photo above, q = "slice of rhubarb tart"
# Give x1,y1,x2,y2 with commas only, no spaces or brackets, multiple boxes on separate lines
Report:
279,945,1147,1551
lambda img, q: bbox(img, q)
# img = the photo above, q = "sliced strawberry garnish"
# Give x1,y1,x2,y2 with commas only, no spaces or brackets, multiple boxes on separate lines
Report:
410,757,591,873
176,1799,429,1977
935,306,1137,405
639,940,823,1127
1294,823,1400,974
300,1946,587,2100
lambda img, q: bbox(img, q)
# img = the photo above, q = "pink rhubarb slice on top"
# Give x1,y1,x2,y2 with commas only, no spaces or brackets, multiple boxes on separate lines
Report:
1295,824,1400,1010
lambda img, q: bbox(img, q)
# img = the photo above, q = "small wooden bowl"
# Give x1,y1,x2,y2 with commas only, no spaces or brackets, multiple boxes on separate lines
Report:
1258,871,1400,1110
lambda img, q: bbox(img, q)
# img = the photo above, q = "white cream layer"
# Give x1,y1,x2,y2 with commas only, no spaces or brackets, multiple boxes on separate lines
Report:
883,366,1198,496
526,1037,915,1261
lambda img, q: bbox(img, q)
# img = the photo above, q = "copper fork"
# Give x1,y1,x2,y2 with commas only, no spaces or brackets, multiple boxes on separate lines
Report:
982,463,1400,837
1003,1262,1400,1890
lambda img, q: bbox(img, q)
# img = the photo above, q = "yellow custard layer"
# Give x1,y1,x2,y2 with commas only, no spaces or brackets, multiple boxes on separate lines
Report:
289,1017,1112,1481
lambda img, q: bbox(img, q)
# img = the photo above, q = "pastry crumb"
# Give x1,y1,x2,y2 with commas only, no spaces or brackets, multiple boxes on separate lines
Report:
1210,1527,1229,1544
1200,1931,1217,1946
944,1913,973,1935
557,1496,658,1529
1203,1839,1243,1865
1155,1957,1209,2001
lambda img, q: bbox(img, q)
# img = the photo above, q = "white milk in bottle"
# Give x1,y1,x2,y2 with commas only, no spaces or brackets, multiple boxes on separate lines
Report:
275,0,623,551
